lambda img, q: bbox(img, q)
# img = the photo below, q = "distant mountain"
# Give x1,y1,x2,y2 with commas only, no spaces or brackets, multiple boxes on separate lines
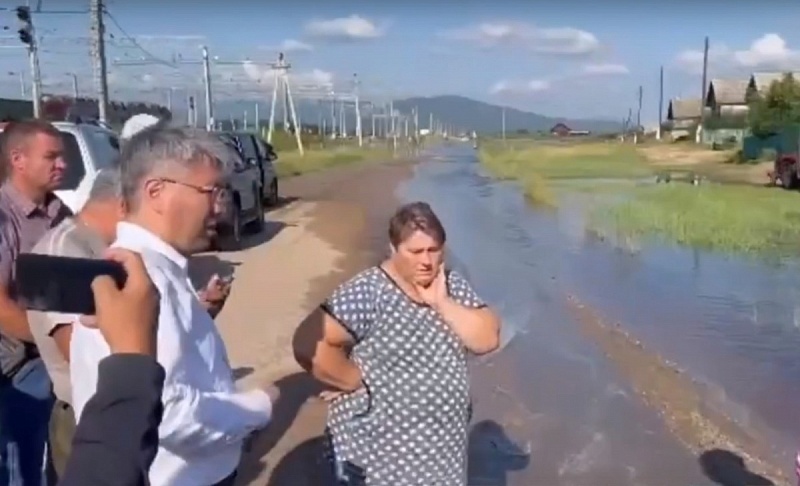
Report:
187,94,620,134
391,95,620,134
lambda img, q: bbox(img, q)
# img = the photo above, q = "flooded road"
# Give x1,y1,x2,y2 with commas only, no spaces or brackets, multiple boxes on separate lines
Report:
398,145,795,485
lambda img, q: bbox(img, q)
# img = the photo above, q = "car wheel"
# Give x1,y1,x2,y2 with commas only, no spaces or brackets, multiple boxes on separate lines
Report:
232,206,243,242
267,179,279,206
219,204,242,251
782,164,798,190
261,174,270,202
249,188,265,233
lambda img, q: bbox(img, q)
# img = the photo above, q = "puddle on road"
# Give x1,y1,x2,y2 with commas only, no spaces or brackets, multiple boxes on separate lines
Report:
397,145,797,484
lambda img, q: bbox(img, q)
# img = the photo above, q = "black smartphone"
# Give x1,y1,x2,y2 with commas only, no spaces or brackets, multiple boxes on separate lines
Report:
15,254,127,315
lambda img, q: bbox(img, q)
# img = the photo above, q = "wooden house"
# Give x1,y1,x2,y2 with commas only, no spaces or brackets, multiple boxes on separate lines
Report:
705,78,749,117
747,71,800,99
550,123,571,136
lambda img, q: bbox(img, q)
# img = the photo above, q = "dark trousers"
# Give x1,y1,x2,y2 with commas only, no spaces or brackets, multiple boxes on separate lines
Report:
47,400,75,481
0,358,54,486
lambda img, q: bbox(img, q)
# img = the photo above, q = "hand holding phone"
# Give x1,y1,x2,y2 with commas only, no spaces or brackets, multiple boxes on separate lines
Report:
16,254,127,315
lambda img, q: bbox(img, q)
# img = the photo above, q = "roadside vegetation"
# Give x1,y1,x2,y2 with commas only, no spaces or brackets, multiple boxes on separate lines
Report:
592,184,800,253
268,131,395,177
479,140,651,207
478,137,800,255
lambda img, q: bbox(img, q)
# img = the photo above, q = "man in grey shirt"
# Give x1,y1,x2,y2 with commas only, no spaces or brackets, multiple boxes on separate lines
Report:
28,168,123,479
0,119,72,486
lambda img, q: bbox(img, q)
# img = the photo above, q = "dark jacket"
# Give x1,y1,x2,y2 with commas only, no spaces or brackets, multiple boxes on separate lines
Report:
59,354,165,486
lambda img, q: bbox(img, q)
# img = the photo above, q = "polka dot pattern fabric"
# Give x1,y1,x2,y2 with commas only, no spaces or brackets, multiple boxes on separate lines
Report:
321,266,486,486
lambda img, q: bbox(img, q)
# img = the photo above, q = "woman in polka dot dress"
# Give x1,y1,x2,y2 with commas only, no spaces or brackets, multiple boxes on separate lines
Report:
296,201,501,485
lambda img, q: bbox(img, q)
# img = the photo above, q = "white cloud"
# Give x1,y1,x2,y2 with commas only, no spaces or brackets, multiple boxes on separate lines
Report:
280,39,314,52
675,34,800,73
583,63,629,75
440,21,600,56
241,61,334,91
490,79,550,96
304,15,384,41
261,39,314,53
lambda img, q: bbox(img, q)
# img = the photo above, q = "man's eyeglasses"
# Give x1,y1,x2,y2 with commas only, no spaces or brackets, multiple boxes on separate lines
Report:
159,178,226,200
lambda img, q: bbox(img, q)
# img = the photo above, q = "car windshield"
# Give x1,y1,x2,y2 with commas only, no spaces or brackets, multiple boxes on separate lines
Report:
84,128,120,169
59,132,86,191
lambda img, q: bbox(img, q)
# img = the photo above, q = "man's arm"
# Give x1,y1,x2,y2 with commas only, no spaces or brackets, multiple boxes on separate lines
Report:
59,354,165,486
146,287,273,455
51,324,72,361
157,382,273,455
0,283,33,342
0,230,32,342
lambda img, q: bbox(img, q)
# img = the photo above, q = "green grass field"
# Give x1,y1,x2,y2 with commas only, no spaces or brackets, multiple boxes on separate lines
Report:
479,140,652,180
479,139,800,255
275,146,394,177
591,183,800,254
479,140,651,208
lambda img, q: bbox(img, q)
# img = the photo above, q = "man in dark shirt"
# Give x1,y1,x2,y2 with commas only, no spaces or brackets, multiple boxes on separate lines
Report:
58,248,163,486
0,119,71,485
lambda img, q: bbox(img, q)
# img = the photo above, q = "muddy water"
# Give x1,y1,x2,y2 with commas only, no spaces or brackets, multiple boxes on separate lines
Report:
398,146,718,485
563,196,800,468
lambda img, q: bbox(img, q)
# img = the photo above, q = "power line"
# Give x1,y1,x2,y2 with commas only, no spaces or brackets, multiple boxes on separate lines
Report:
101,7,175,67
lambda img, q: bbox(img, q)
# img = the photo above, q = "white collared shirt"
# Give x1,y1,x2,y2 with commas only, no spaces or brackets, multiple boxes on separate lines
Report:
70,221,273,486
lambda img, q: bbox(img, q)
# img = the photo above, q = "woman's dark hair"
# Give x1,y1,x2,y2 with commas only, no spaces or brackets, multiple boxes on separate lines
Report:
388,201,446,247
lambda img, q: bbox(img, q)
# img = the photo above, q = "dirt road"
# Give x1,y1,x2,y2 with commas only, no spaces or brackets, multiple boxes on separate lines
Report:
187,160,413,485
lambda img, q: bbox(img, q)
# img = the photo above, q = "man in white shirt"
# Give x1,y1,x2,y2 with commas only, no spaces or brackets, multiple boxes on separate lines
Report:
70,126,277,486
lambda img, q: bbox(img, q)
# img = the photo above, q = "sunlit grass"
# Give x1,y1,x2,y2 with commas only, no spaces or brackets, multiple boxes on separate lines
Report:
275,146,394,177
521,172,557,208
479,141,652,210
479,141,652,181
592,183,800,253
479,139,800,255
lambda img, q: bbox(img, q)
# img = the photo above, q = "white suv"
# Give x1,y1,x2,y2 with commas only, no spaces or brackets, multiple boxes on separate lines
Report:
0,120,120,212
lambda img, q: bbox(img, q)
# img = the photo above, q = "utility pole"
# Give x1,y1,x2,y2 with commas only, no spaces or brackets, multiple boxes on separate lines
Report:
340,99,346,137
353,73,363,147
414,106,419,142
501,106,506,142
429,112,434,134
201,46,214,131
657,66,664,140
698,36,709,144
17,72,26,98
390,100,397,151
16,5,42,117
90,0,109,122
330,96,337,139
255,102,260,133
635,85,643,144
265,53,303,153
187,94,194,127
70,73,79,98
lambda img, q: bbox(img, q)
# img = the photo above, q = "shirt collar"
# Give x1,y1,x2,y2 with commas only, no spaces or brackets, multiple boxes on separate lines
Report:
0,182,62,218
115,221,188,271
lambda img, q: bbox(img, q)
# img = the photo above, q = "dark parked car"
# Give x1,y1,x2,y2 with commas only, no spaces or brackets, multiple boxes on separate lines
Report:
231,132,279,206
212,132,265,250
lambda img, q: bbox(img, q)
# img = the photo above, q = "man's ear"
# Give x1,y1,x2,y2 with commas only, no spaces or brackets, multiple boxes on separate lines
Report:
389,244,397,255
8,147,25,172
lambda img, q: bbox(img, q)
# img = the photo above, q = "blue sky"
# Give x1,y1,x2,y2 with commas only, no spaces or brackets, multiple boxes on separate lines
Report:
2,1,800,124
